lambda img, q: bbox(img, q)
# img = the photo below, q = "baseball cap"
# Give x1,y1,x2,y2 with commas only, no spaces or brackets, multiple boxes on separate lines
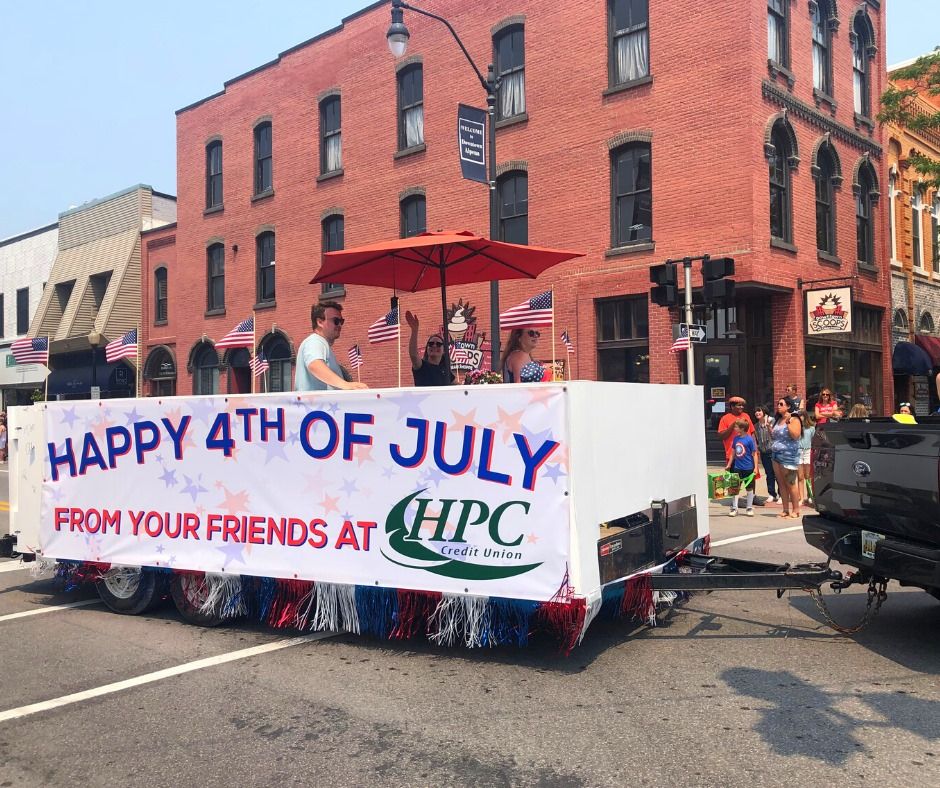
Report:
728,397,746,405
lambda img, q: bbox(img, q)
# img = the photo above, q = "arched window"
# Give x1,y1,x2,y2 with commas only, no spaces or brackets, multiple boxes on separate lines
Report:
397,64,424,150
767,0,788,67
811,2,832,96
611,142,652,246
205,140,223,209
608,0,649,86
498,171,528,245
145,346,176,397
193,344,219,395
768,121,794,243
893,308,909,332
207,243,225,311
154,267,168,323
852,14,872,118
814,143,838,255
321,213,345,295
919,311,935,335
319,95,341,174
912,189,924,269
855,161,877,265
256,231,275,303
254,121,273,195
400,194,426,238
494,24,525,119
262,335,293,393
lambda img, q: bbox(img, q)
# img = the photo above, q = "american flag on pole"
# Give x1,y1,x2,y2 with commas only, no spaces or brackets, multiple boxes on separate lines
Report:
249,353,270,376
561,330,574,355
347,345,363,369
105,328,138,363
670,336,691,353
216,316,255,349
368,307,400,344
499,290,553,329
11,336,48,365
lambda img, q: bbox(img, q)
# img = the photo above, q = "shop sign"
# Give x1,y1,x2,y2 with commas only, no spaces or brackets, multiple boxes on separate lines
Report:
806,287,852,335
457,104,487,184
914,376,930,416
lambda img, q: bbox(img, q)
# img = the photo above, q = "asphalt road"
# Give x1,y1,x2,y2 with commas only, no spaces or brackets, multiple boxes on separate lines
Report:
1,470,939,787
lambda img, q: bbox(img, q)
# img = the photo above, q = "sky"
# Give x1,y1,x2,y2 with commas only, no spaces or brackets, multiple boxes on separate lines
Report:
1,0,937,240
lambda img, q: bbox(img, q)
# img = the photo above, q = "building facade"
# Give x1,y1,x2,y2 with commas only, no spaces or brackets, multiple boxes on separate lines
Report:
885,57,940,414
30,185,176,400
144,0,891,415
0,222,59,408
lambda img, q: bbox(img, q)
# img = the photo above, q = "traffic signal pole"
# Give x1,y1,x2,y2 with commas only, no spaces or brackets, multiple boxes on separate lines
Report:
682,257,695,386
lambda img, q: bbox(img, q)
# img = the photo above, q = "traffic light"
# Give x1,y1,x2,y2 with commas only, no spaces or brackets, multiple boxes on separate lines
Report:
702,256,735,307
650,262,678,307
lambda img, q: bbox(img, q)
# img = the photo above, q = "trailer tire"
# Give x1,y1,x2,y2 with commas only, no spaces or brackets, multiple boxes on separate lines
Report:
170,573,225,627
97,568,164,615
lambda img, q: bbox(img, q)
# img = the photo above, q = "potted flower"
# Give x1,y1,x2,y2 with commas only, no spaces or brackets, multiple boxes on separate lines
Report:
464,369,503,385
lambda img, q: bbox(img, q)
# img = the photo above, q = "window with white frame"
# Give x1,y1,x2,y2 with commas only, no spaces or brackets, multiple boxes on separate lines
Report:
608,0,649,86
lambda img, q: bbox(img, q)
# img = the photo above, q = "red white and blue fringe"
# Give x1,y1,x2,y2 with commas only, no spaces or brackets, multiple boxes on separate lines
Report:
43,533,710,653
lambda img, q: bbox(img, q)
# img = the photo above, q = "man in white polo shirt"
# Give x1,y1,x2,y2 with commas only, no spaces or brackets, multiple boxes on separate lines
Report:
295,301,369,392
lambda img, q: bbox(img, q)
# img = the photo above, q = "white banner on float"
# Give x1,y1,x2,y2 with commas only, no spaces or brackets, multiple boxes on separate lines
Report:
39,387,571,601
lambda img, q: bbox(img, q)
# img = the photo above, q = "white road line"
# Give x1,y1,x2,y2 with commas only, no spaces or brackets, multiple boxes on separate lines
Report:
711,525,803,547
0,599,101,623
0,562,29,574
0,632,331,724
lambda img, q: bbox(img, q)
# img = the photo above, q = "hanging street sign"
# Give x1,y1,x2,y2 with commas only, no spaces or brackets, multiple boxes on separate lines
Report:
457,103,487,184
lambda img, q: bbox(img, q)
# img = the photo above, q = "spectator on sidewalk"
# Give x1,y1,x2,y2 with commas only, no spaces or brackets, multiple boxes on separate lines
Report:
717,396,755,463
753,404,778,502
726,419,758,517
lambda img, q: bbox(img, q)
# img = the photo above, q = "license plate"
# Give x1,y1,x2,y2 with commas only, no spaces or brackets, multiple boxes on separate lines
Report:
861,530,884,560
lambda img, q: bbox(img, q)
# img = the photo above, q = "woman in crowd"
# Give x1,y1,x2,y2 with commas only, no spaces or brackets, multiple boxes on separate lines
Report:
898,402,913,415
752,404,778,502
814,389,841,423
798,410,816,507
847,403,870,418
771,398,803,519
501,328,547,383
405,311,454,386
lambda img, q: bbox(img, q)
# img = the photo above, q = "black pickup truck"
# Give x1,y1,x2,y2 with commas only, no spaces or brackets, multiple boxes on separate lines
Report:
805,418,940,599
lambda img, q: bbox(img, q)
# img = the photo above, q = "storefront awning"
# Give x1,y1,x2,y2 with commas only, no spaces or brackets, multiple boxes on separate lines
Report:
914,334,940,367
892,340,933,375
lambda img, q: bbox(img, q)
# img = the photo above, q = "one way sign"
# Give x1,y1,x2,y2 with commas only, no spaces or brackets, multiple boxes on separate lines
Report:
680,323,707,343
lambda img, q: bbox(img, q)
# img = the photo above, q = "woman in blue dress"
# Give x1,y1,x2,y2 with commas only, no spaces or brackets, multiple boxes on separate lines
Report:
771,398,804,519
500,328,547,383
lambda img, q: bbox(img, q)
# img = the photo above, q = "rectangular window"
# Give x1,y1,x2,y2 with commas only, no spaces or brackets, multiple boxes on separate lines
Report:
398,65,424,150
206,141,223,209
912,194,923,269
767,0,787,66
595,296,649,383
400,195,427,238
321,215,345,295
811,6,830,94
611,143,652,246
207,245,225,311
256,232,276,303
89,272,112,315
254,122,273,195
609,0,649,86
15,287,29,335
494,26,525,119
320,96,342,174
498,172,528,245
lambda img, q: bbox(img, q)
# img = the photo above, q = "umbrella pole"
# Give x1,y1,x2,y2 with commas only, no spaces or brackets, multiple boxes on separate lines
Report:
440,253,453,385
551,286,557,381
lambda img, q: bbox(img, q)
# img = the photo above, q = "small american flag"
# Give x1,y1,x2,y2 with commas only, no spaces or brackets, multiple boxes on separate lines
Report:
368,307,400,344
347,345,363,369
249,353,270,376
499,290,553,329
561,330,574,355
105,328,138,363
670,336,691,353
11,336,49,365
216,316,255,349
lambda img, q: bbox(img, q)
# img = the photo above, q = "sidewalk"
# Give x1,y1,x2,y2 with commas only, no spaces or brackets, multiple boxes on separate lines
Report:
705,462,813,519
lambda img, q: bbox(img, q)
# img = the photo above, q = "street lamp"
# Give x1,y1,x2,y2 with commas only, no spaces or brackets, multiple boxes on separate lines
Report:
88,331,101,399
386,0,502,372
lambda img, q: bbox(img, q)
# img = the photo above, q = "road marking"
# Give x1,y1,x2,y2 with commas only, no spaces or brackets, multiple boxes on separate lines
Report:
711,525,803,547
0,599,101,623
0,632,332,724
0,562,30,574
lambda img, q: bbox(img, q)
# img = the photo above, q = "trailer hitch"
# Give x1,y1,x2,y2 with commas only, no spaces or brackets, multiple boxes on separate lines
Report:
648,552,843,593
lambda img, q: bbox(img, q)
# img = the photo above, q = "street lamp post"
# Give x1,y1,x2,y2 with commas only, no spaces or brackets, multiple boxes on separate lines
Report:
88,331,101,399
387,0,501,372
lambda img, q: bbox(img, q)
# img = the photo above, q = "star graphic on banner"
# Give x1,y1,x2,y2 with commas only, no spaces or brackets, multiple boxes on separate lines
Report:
124,407,142,427
181,474,208,502
156,544,166,554
542,463,567,484
548,442,569,471
326,401,340,415
286,429,300,446
90,412,116,441
156,454,165,465
180,430,198,457
354,443,374,467
518,423,556,455
341,512,353,522
216,542,248,570
262,437,289,464
393,393,430,420
222,441,240,462
382,466,397,480
159,467,178,488
495,406,526,444
448,408,478,434
303,471,326,496
217,485,251,516
48,486,66,503
168,555,177,566
340,478,359,496
421,466,448,488
59,407,80,428
195,505,205,516
527,533,540,544
165,406,184,427
527,386,560,409
187,397,220,425
320,493,341,517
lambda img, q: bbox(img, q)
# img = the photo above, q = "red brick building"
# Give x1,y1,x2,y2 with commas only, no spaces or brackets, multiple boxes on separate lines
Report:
142,0,891,414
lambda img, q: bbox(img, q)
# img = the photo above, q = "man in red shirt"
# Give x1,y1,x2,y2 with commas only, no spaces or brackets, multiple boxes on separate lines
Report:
717,396,755,462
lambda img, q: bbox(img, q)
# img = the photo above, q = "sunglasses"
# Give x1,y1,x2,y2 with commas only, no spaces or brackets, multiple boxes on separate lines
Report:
899,402,912,408
526,330,541,338
330,317,345,326
821,392,831,397
427,341,444,348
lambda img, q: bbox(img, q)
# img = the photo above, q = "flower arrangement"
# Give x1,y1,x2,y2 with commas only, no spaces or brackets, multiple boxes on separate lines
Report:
464,369,503,385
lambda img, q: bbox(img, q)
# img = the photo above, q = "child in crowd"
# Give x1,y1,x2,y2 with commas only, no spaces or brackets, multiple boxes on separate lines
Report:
726,419,758,517
798,410,816,507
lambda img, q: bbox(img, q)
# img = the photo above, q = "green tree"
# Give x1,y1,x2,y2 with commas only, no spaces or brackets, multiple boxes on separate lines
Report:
879,47,940,188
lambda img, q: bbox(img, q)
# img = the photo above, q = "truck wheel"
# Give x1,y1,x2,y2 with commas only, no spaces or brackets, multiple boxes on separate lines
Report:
97,568,163,615
170,573,225,627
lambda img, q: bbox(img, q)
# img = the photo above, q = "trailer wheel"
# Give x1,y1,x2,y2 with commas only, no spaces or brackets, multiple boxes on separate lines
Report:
170,573,225,627
97,568,164,615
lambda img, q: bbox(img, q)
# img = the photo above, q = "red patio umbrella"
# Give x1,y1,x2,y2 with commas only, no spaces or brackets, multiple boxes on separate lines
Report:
310,230,584,380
